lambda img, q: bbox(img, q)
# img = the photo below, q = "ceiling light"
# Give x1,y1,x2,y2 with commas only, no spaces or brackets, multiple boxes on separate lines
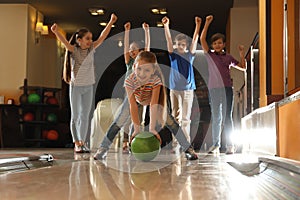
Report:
156,22,163,27
99,22,115,27
89,8,105,16
151,8,167,15
159,9,167,15
151,8,159,14
118,40,123,47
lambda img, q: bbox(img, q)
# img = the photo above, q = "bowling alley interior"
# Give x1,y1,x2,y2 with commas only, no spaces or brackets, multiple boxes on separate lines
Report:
0,0,300,199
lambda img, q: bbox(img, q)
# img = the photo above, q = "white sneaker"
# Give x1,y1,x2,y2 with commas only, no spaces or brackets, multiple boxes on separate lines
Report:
207,146,220,154
93,147,108,160
225,146,235,154
171,144,180,154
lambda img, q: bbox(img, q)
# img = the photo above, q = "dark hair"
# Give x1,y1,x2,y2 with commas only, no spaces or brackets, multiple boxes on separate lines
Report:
211,33,226,43
63,28,90,83
130,41,144,51
175,33,189,45
75,27,90,41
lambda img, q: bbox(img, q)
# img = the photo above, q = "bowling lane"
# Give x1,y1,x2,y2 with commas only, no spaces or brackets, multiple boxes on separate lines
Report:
0,148,298,199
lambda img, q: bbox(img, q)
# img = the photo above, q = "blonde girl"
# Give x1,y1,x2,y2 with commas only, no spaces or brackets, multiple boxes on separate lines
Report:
94,51,198,160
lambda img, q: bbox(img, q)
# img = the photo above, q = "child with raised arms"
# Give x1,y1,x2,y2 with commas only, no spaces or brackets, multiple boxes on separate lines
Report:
120,21,150,153
200,15,245,154
51,13,117,153
162,16,201,153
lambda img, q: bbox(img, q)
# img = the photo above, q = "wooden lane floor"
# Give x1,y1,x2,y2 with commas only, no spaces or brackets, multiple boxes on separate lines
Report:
0,148,299,199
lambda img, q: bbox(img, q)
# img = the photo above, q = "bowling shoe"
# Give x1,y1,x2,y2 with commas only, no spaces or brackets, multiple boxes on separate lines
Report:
93,147,109,160
122,142,130,154
185,147,198,160
74,145,83,153
74,144,90,153
225,146,235,154
81,145,90,153
207,145,220,154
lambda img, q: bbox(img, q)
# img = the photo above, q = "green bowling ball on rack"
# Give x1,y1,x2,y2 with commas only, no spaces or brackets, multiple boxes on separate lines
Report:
27,93,41,103
47,113,57,122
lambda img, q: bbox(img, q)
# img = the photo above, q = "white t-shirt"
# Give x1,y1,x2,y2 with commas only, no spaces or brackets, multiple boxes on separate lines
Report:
70,45,95,86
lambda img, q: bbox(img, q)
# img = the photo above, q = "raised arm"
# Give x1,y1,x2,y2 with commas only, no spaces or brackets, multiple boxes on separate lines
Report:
237,45,246,68
190,16,201,54
200,15,213,53
123,22,131,64
93,13,118,49
51,23,74,52
143,22,150,51
162,16,173,53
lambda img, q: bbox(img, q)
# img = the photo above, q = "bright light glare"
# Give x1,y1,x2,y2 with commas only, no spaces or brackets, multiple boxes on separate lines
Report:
232,128,276,154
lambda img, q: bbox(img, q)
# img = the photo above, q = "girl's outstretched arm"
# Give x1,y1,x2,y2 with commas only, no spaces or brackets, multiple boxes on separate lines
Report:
124,22,131,64
149,86,162,144
143,22,150,51
51,23,74,52
125,86,141,140
200,15,213,53
93,13,118,49
190,16,201,54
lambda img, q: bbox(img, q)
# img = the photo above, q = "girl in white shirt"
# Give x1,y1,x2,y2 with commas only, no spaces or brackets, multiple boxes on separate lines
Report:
51,14,117,153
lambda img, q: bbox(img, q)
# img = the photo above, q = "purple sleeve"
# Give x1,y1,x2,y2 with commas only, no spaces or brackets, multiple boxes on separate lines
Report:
229,54,239,66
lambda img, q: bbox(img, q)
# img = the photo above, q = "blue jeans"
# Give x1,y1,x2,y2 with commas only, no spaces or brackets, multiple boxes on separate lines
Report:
100,97,191,151
209,87,234,148
69,85,93,143
100,97,139,146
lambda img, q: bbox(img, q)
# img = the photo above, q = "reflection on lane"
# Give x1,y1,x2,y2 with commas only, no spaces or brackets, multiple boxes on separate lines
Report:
89,156,194,200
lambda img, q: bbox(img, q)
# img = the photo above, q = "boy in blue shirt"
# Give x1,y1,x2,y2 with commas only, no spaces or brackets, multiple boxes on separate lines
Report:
162,16,201,152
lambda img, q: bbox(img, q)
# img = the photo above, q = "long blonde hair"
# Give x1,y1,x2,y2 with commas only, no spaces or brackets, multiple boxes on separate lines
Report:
134,51,167,127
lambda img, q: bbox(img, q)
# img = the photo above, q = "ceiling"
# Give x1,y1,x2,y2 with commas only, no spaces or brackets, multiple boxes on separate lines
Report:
0,0,257,40
0,0,258,40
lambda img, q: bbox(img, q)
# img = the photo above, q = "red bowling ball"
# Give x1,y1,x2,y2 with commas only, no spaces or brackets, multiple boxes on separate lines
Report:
47,130,59,140
46,96,59,105
23,112,35,121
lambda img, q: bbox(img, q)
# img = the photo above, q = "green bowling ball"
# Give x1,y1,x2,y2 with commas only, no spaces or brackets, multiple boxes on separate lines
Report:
131,131,161,162
47,113,57,122
130,170,161,191
27,93,41,103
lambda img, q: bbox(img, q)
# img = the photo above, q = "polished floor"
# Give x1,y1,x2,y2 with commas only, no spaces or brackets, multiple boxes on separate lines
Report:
0,147,299,200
